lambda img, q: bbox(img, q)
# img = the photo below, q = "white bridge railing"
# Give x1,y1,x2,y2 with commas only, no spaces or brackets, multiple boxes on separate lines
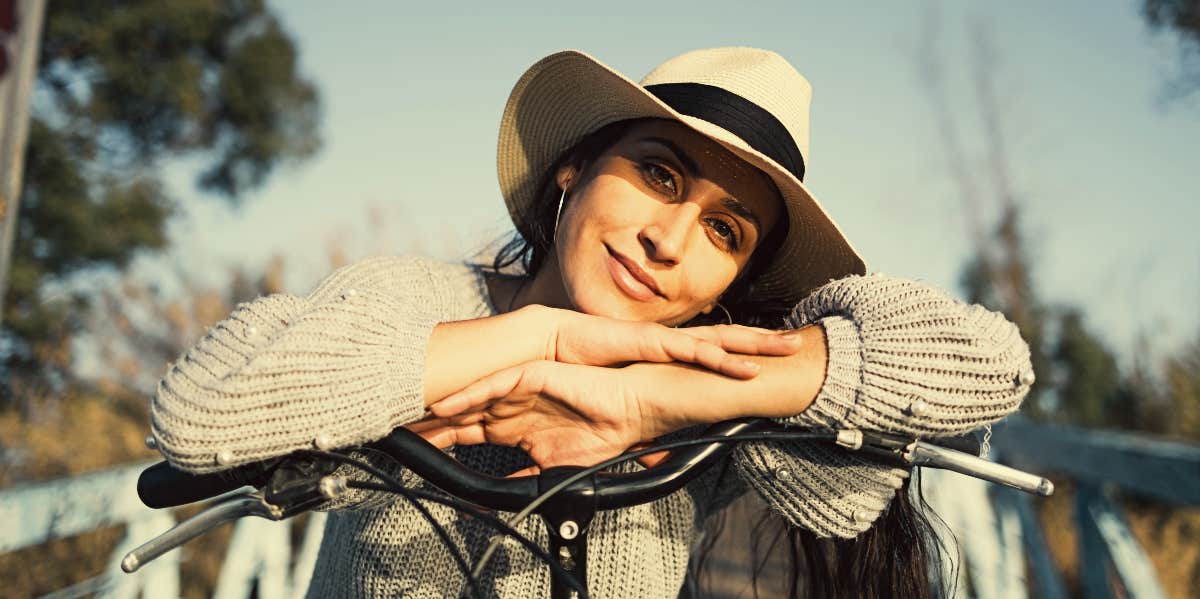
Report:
1,418,1197,598
0,461,326,599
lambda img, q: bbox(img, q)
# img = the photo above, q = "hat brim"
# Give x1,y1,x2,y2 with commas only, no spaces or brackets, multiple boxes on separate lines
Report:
497,50,866,306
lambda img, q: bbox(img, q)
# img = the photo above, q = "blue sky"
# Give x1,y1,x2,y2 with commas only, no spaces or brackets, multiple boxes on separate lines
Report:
156,0,1199,361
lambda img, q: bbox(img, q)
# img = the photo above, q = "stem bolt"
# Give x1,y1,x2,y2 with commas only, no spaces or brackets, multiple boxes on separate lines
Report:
559,520,579,540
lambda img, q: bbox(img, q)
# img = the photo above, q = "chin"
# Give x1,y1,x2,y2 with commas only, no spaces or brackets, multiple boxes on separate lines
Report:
570,287,641,321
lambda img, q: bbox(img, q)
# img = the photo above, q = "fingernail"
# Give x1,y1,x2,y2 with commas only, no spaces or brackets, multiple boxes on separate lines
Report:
743,360,761,372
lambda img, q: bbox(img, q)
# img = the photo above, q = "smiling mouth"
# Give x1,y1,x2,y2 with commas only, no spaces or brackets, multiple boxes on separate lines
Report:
605,245,664,302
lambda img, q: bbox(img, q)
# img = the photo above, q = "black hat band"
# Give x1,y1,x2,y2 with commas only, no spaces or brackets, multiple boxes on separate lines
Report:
645,82,806,182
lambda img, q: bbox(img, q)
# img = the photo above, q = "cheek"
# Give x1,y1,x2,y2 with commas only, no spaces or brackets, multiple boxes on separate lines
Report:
680,262,738,309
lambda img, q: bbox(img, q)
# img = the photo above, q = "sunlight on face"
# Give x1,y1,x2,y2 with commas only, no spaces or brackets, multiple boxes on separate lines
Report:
549,120,783,325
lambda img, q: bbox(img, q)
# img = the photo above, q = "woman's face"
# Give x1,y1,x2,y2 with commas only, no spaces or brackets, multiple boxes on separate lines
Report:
545,119,783,326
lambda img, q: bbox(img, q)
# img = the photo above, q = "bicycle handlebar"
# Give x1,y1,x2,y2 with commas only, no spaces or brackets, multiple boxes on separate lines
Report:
139,419,780,511
138,459,275,509
124,417,1052,595
137,418,1022,514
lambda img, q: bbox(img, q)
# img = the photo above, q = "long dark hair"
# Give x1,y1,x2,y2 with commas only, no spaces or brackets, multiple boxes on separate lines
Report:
485,118,952,599
684,472,955,599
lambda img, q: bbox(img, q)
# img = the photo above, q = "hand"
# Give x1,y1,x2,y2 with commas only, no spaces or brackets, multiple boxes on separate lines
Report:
541,306,803,379
411,360,652,476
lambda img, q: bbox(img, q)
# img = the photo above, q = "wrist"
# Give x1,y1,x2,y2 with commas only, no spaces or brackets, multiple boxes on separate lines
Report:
626,362,732,439
511,303,568,362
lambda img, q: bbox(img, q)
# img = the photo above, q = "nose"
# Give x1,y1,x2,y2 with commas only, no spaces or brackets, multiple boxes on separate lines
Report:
639,202,700,265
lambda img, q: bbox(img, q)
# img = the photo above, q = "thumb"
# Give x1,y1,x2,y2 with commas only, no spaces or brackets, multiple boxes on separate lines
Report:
629,441,670,469
506,465,541,479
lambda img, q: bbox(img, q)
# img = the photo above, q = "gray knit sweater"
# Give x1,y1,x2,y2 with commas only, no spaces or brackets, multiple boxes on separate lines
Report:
149,256,1033,598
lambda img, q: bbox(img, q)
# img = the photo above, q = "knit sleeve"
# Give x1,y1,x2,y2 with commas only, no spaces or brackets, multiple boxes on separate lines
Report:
149,256,446,474
730,274,1033,538
782,274,1032,434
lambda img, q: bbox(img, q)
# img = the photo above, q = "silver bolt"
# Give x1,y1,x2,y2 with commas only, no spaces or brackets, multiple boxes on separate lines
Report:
144,435,157,450
907,398,929,418
559,520,580,540
1017,369,1036,387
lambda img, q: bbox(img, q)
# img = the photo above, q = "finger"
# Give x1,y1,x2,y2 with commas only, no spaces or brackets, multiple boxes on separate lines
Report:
404,417,451,434
657,334,761,379
693,324,804,355
429,367,525,417
415,426,456,449
678,324,803,356
416,423,488,449
407,404,488,435
635,450,671,469
506,465,541,479
448,410,486,426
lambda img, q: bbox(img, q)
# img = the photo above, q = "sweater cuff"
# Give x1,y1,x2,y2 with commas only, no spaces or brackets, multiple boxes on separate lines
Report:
151,287,439,473
733,438,908,538
781,315,864,429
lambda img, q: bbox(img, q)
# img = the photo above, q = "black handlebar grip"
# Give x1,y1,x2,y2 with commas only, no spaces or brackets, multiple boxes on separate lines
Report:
137,460,269,509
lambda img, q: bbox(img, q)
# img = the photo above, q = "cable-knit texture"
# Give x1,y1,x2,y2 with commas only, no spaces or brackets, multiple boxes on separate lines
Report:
786,274,1031,434
150,259,1032,595
151,256,455,473
734,274,1032,537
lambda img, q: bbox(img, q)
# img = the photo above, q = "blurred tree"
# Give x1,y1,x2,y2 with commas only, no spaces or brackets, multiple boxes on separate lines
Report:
1142,0,1200,100
920,12,1163,429
919,14,1056,418
958,206,1054,419
2,0,320,404
1052,308,1123,428
1162,333,1200,439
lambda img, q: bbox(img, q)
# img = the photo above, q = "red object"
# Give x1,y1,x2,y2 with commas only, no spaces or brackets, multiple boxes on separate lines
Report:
0,0,16,33
0,0,15,79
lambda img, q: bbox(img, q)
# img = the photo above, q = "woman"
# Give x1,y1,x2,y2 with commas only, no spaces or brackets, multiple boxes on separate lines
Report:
150,48,1033,598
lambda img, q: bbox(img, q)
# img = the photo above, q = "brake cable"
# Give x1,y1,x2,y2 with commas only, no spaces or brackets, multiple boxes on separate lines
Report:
470,430,837,584
300,450,591,599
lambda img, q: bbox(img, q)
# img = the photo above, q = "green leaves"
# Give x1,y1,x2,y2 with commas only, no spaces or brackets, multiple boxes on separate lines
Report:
36,0,320,198
3,1,321,397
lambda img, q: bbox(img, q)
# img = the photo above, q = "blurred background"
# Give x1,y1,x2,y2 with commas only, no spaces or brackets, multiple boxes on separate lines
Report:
0,0,1197,597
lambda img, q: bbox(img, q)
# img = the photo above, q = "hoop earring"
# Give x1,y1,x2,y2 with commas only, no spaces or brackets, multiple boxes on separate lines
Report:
716,302,733,325
552,188,567,242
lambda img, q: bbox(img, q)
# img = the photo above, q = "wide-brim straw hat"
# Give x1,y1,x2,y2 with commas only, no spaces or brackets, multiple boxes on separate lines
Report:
497,47,866,306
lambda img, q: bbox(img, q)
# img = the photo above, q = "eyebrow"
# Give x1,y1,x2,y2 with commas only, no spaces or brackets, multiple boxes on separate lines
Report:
642,136,764,239
721,197,763,238
643,136,704,179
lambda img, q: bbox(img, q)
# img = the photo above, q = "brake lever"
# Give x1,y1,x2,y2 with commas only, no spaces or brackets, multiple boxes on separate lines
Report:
121,491,282,573
836,429,1054,496
906,442,1054,496
123,453,347,573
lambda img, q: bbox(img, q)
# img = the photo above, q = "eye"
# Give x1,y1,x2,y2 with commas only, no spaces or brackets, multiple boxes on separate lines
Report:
641,162,679,195
704,216,741,251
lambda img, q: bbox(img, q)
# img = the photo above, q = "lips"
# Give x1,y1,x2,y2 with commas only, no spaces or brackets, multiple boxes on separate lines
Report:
605,245,665,301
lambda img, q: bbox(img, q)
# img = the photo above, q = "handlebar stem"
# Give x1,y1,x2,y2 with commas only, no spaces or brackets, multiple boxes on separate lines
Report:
535,466,598,599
